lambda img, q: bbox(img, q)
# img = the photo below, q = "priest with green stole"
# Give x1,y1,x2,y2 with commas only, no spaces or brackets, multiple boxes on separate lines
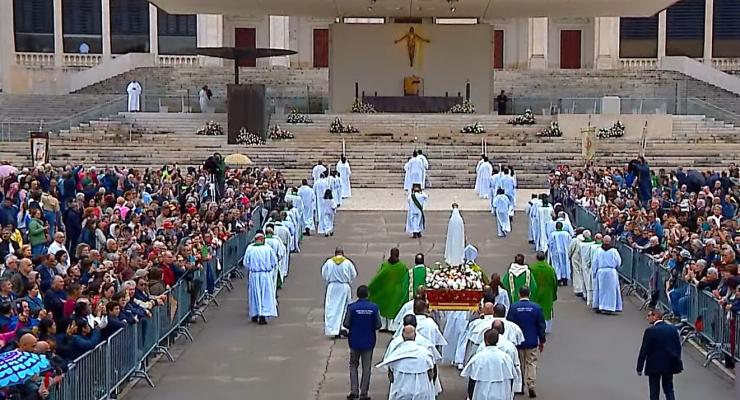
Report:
368,248,409,331
528,251,558,334
408,253,428,300
501,253,538,303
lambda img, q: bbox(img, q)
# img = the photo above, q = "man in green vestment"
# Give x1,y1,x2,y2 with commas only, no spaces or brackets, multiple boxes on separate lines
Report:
408,253,428,300
528,251,558,334
501,254,538,303
368,248,408,331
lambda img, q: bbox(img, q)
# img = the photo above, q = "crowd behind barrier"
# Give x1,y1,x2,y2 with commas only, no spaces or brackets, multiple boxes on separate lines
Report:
552,160,740,370
47,216,261,400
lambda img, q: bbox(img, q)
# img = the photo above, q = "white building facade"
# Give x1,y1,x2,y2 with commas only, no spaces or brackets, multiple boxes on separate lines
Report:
0,0,738,93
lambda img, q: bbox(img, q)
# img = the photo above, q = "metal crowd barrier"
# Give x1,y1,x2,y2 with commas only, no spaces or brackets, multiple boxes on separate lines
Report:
48,207,263,399
572,204,739,366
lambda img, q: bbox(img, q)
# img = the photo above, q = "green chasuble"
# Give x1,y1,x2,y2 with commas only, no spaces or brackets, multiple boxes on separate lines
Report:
528,260,558,320
501,264,538,304
408,265,428,300
368,260,409,319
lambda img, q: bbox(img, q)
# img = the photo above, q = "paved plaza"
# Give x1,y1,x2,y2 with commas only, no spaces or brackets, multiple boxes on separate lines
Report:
127,211,735,400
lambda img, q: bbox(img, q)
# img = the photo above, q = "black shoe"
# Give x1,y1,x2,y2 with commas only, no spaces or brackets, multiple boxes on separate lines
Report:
251,316,258,323
258,316,267,325
528,389,537,398
330,232,334,236
334,334,341,339
324,234,329,237
575,293,583,298
346,395,358,400
304,229,311,236
359,396,371,400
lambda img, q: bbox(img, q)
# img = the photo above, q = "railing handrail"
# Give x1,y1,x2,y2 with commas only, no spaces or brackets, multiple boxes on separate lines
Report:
687,96,740,121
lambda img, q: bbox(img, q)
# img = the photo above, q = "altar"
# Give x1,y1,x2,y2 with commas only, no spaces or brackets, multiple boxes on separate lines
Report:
363,95,462,113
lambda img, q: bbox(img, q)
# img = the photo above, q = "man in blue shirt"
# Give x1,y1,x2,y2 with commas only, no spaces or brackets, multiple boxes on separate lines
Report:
342,285,381,400
507,286,546,398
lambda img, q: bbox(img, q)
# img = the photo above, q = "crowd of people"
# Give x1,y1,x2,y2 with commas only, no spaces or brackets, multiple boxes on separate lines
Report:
0,155,290,399
547,159,740,367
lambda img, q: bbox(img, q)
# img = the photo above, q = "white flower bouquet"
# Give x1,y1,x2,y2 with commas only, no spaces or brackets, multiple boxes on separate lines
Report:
235,127,265,145
268,125,294,140
449,99,476,114
597,121,625,139
426,262,485,291
351,98,377,113
286,109,313,124
508,109,536,125
329,117,359,134
461,122,486,134
196,120,225,136
536,121,563,137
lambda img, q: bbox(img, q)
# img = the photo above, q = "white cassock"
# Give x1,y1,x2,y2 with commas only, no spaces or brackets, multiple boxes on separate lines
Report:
582,241,600,307
406,192,428,234
285,193,304,233
403,157,425,191
546,218,574,241
474,159,484,195
274,224,292,279
462,346,516,400
527,199,541,244
548,230,572,280
318,198,337,235
199,89,209,113
455,315,496,366
321,256,357,336
282,216,299,253
535,205,553,252
243,243,278,318
417,154,429,187
265,236,287,288
392,315,448,348
492,194,512,237
476,337,522,397
592,247,623,312
312,164,327,184
393,300,415,328
336,160,352,198
377,341,436,400
488,173,502,210
444,208,465,266
385,332,444,395
442,311,471,364
510,174,518,211
492,317,524,346
330,176,343,206
568,235,585,295
475,162,493,199
126,81,141,112
297,185,316,231
314,178,331,222
499,175,516,216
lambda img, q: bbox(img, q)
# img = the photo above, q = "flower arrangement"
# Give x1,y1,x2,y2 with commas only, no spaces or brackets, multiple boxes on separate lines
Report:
597,121,625,139
426,262,485,291
235,127,265,145
351,98,377,113
449,99,476,114
536,121,563,137
268,125,294,140
461,122,486,134
329,117,359,134
196,120,225,136
286,109,313,124
508,109,536,125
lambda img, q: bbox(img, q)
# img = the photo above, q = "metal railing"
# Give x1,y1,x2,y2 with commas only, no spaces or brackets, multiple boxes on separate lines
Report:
47,207,263,399
685,97,740,126
572,204,739,367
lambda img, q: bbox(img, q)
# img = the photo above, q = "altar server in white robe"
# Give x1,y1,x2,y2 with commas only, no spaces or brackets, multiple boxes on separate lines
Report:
492,189,512,237
526,195,541,245
488,167,502,209
582,232,602,307
509,168,518,215
385,314,443,395
568,228,586,297
475,157,493,199
243,233,279,324
314,173,331,224
499,167,516,217
285,190,304,233
548,222,573,285
406,185,428,238
297,180,316,235
273,216,293,280
393,300,448,348
321,247,357,337
329,170,343,207
264,226,287,289
378,326,436,400
318,188,337,237
546,212,574,240
477,320,522,397
462,329,516,400
535,196,554,252
312,161,327,184
474,155,485,196
417,150,429,188
126,80,142,112
403,151,426,191
444,204,465,266
336,156,352,198
591,235,623,314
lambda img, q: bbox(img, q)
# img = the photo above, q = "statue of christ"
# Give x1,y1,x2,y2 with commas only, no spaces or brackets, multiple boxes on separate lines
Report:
395,27,430,67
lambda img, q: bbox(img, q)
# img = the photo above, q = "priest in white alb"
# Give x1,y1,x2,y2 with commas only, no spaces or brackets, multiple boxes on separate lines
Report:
393,300,447,347
314,172,331,223
455,302,496,367
403,151,425,191
477,319,522,397
126,80,142,112
444,204,465,266
321,246,357,338
336,156,352,198
591,235,623,314
377,326,436,400
297,179,316,235
384,314,443,395
243,232,279,325
535,197,554,252
526,194,541,245
406,184,428,238
312,160,327,184
264,225,287,290
474,155,492,198
461,329,516,400
547,221,573,286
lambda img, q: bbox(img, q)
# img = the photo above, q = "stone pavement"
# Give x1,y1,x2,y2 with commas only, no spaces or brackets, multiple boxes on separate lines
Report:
126,211,734,400
339,188,544,211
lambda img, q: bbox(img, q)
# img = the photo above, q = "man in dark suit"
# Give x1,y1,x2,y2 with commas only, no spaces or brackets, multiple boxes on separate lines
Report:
637,309,683,400
342,285,381,400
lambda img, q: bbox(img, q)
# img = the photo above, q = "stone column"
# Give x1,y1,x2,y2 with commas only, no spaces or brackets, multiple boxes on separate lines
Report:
594,17,619,69
197,14,224,66
269,15,289,67
53,0,64,65
657,10,667,59
703,0,713,63
149,3,158,56
101,0,111,58
528,17,548,69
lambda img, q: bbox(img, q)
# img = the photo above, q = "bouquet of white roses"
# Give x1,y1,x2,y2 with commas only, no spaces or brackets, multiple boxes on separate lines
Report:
449,99,476,114
508,109,536,125
235,127,265,145
268,125,294,140
536,121,563,137
351,98,377,113
461,122,486,134
426,263,485,291
286,109,313,124
329,117,359,134
196,120,225,136
597,121,625,139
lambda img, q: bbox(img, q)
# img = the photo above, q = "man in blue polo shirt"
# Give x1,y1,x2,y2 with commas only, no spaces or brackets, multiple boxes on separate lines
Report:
342,285,381,400
507,286,546,398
